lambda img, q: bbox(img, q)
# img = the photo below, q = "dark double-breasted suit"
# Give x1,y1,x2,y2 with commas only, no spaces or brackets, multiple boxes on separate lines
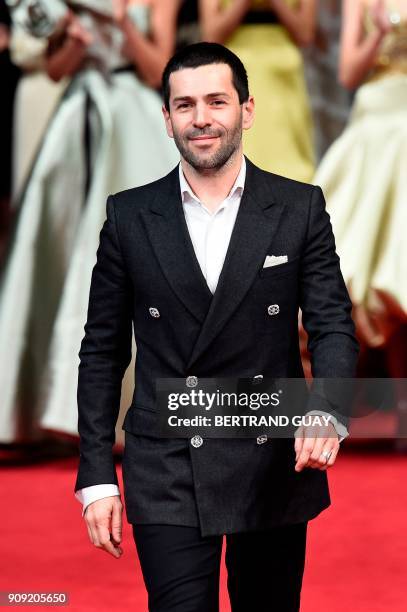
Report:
75,156,359,537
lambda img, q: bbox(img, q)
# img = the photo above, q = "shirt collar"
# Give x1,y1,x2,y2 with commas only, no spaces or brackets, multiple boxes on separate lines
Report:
179,155,246,207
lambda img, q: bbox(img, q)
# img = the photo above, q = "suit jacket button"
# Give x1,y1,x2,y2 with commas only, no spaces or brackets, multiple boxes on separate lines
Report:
149,307,160,318
267,304,280,316
191,435,203,448
186,375,198,387
257,434,268,445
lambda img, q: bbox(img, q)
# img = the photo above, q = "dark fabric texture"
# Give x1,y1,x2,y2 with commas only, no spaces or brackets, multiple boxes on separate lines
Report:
132,521,308,612
75,155,359,536
242,9,279,24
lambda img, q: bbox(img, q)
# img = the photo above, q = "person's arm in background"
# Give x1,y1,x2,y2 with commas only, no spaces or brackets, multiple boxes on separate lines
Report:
0,22,9,54
267,0,317,47
339,0,391,89
113,0,179,89
45,12,93,82
295,185,359,472
199,0,252,44
75,194,133,558
200,0,316,48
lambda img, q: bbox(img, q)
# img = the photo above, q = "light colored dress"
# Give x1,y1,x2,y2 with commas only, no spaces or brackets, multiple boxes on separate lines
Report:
9,27,67,201
314,0,407,346
222,0,315,182
0,0,179,442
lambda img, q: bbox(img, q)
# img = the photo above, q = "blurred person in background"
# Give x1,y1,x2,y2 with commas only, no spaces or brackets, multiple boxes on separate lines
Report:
8,24,67,202
314,0,407,430
0,0,180,444
302,0,352,161
200,0,317,181
176,0,201,50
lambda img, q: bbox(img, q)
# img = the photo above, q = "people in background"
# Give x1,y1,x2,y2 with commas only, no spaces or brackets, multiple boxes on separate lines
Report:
315,0,407,351
200,0,317,181
0,0,180,443
313,0,407,439
302,0,352,161
8,25,66,202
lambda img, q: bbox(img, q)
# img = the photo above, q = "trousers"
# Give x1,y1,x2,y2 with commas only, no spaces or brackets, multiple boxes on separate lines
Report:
132,521,308,612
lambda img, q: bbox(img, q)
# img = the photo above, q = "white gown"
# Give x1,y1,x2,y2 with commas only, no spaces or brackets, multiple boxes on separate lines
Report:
0,1,179,442
313,3,407,347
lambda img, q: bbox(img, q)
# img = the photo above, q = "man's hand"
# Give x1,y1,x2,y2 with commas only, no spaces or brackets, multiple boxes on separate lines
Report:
84,496,123,558
294,422,340,472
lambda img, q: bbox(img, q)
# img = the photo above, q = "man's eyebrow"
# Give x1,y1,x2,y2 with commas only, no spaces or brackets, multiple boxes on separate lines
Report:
206,92,231,98
172,92,231,103
172,96,194,103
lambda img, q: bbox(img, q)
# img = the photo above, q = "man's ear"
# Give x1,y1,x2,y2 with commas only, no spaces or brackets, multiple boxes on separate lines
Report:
242,95,255,131
162,104,174,138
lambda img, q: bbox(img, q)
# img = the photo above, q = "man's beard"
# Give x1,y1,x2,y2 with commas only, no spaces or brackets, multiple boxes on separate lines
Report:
172,116,242,171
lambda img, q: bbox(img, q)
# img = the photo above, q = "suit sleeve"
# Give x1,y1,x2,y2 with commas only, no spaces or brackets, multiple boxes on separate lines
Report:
299,186,359,426
74,194,133,492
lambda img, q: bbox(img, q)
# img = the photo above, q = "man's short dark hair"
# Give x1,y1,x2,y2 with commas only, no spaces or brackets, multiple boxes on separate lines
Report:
162,42,249,111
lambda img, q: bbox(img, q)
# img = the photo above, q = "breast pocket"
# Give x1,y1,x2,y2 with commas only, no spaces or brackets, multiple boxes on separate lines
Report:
258,256,300,279
253,257,300,334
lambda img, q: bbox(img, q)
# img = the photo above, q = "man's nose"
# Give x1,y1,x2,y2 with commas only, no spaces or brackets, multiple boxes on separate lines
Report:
193,104,212,128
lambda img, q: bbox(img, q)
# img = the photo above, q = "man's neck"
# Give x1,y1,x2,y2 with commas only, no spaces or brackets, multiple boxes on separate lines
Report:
180,149,244,212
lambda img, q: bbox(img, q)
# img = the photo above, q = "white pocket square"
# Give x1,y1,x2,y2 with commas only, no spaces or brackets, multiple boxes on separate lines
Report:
263,255,288,268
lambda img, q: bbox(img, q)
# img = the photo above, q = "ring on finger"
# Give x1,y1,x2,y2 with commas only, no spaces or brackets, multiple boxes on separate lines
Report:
321,449,333,464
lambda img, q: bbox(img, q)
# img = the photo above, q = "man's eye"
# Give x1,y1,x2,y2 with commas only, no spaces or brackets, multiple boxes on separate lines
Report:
211,100,225,105
178,103,191,109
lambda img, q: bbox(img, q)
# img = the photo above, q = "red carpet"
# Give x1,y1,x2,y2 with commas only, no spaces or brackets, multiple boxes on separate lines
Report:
1,447,406,611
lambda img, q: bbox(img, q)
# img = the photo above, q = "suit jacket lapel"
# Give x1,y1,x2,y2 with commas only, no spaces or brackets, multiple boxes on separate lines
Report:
186,156,286,369
140,164,213,324
141,156,287,369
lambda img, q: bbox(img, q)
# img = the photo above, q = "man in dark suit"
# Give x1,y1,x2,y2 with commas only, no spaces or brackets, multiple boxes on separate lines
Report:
75,42,358,611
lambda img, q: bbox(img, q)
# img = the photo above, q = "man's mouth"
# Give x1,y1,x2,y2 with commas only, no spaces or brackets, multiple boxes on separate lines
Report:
189,135,219,143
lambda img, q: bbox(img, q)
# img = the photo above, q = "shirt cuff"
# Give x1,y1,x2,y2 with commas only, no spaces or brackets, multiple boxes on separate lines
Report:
305,410,349,443
75,484,121,517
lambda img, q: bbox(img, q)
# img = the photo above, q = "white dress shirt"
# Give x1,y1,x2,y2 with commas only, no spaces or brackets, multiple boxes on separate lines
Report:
75,155,348,515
